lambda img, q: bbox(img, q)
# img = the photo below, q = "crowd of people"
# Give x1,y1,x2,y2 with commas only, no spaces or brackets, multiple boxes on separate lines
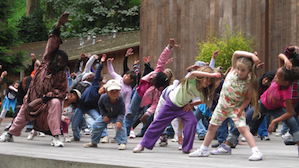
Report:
0,13,299,161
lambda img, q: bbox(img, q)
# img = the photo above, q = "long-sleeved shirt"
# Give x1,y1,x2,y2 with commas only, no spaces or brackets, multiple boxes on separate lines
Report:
98,93,125,123
107,60,132,114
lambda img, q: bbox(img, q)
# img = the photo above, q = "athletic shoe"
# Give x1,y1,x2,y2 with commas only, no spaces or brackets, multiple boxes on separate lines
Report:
100,136,109,143
71,137,80,141
210,143,231,155
211,141,222,148
39,132,46,137
0,132,14,142
129,130,136,139
83,128,91,135
282,132,292,139
64,135,71,143
275,132,283,137
133,144,144,153
198,134,205,140
189,149,209,157
51,136,64,147
118,143,126,150
110,137,118,143
83,142,97,148
261,135,270,141
135,133,144,137
178,144,182,150
159,137,168,147
248,151,263,161
27,130,38,140
241,137,246,142
171,138,178,142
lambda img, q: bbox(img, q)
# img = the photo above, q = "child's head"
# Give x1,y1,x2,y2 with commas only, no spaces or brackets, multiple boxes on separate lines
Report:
104,80,122,101
69,89,81,108
123,70,137,88
164,68,174,85
12,80,20,89
260,71,275,87
213,68,224,88
82,72,95,82
153,71,170,89
236,57,254,80
275,66,299,87
289,51,299,67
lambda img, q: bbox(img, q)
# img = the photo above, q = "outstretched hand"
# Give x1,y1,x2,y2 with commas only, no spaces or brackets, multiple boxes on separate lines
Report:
56,13,72,28
166,58,173,65
107,58,114,62
212,50,219,59
143,56,151,64
125,48,134,57
169,38,178,48
134,60,139,65
139,114,149,123
1,71,7,78
101,54,107,63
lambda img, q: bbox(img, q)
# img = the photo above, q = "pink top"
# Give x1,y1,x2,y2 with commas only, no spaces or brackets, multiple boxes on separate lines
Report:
137,46,172,97
140,86,164,116
261,82,292,109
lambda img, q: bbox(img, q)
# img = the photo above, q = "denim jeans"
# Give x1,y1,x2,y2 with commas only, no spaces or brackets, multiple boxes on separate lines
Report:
91,116,127,144
125,92,142,135
217,118,235,142
227,101,299,144
257,117,268,139
196,118,208,136
72,107,108,140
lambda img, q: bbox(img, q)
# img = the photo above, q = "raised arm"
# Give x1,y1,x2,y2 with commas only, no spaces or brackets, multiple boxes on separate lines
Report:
231,51,260,70
92,54,106,85
188,71,221,79
107,58,122,81
278,53,292,70
209,50,219,68
83,54,98,74
154,38,176,72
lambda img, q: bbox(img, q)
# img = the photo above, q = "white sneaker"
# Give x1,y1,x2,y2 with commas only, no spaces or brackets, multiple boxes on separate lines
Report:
248,151,263,161
171,138,178,142
0,132,14,142
189,149,209,157
27,130,38,140
282,132,292,139
64,135,71,142
83,128,91,135
275,132,283,137
100,136,109,143
129,130,136,139
241,137,246,142
178,144,182,150
118,143,126,150
51,136,64,147
39,132,46,137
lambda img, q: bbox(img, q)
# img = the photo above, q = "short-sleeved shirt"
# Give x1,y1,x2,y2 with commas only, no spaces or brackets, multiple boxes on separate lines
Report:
261,82,292,109
169,78,203,107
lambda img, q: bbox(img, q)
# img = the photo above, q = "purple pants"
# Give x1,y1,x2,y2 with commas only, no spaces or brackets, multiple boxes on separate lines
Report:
140,97,197,152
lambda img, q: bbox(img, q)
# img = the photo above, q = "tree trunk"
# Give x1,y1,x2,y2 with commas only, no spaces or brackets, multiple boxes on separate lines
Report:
26,0,40,16
45,0,55,21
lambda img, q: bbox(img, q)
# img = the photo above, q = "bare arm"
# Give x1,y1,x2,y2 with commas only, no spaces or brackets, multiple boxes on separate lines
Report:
188,71,221,79
278,53,292,70
232,51,260,70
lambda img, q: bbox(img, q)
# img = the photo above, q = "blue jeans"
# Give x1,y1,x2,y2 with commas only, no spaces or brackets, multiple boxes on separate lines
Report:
257,117,268,139
125,92,142,135
91,116,127,144
72,107,108,140
196,118,208,136
217,118,235,142
227,101,299,144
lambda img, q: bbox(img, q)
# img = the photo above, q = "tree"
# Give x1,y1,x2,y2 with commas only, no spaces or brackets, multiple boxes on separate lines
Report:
0,0,27,75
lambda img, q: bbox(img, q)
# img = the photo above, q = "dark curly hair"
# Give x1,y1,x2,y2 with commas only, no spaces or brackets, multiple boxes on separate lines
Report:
154,71,169,89
281,66,299,84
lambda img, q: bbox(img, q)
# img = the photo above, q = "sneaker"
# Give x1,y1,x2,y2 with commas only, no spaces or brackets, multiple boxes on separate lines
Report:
248,151,263,161
129,130,136,139
118,143,126,150
275,132,283,137
83,128,91,135
25,128,33,132
198,134,205,140
189,149,209,157
100,136,109,143
0,132,14,142
71,137,80,141
159,137,168,147
107,123,114,129
136,132,144,137
171,138,178,142
241,137,246,142
4,123,11,131
284,138,296,145
39,132,46,137
110,137,118,143
51,136,64,147
211,142,222,148
83,142,97,148
64,135,71,143
27,130,38,140
178,144,182,150
261,135,270,141
133,144,144,153
210,143,231,155
282,132,292,139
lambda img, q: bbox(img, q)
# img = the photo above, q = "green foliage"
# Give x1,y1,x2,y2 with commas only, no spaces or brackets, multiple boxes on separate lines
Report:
17,8,48,43
196,26,254,71
0,0,27,75
43,0,140,38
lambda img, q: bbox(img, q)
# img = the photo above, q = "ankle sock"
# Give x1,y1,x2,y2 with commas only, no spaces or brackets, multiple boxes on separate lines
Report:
200,144,209,151
251,146,260,153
